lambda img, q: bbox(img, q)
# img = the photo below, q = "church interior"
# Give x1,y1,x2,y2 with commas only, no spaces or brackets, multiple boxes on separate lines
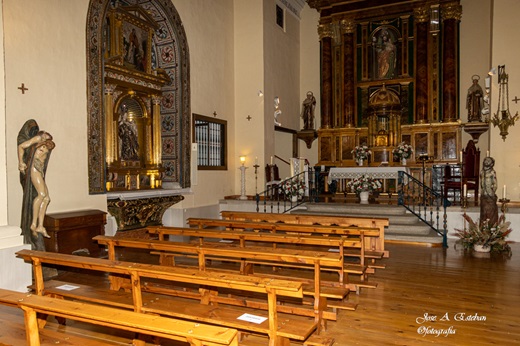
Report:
1,0,520,345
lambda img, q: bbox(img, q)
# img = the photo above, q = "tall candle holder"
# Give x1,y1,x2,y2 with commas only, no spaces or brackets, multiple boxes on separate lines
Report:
253,161,260,195
238,156,248,200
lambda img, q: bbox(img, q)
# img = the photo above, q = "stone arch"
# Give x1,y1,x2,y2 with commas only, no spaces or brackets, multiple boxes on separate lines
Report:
86,0,191,194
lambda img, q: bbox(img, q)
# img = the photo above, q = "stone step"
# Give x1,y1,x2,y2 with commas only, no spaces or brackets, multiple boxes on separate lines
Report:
297,202,445,245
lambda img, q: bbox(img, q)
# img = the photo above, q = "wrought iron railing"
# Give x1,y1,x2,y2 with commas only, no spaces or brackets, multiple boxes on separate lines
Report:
398,170,451,247
255,168,318,213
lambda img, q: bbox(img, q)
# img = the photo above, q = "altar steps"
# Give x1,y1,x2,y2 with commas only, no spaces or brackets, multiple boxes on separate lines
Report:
294,202,444,246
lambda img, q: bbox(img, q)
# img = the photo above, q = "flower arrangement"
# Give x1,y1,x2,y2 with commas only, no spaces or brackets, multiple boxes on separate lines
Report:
346,174,382,195
453,214,512,257
351,145,372,161
393,142,413,159
280,177,306,198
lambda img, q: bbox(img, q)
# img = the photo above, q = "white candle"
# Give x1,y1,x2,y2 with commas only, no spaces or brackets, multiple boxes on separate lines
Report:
463,184,467,197
460,151,463,163
271,156,273,165
486,150,490,157
503,185,507,199
255,156,258,165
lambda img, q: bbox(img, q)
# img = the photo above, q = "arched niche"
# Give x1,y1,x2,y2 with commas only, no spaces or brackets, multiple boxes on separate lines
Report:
86,0,191,194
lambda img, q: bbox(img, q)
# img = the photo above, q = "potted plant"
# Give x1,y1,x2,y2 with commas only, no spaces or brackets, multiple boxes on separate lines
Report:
351,145,371,166
346,174,382,203
393,142,413,165
454,213,512,257
280,177,305,202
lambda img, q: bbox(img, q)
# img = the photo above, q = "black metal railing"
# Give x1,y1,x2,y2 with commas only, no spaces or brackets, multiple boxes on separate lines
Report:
398,170,451,247
255,168,318,213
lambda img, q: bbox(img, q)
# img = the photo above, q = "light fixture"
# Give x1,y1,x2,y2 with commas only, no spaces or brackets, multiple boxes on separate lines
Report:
238,156,248,200
258,90,264,97
491,65,519,141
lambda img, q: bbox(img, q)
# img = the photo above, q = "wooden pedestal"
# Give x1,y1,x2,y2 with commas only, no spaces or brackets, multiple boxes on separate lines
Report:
43,209,107,257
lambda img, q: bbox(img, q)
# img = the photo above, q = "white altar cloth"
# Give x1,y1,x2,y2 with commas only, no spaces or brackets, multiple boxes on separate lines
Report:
328,166,410,181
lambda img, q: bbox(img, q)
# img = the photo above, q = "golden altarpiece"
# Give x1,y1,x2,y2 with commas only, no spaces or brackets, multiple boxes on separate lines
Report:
103,6,168,192
86,2,191,231
308,1,463,172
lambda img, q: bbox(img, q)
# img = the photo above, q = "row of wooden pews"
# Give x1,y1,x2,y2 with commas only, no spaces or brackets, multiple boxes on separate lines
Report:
0,287,240,346
13,211,388,345
16,248,331,346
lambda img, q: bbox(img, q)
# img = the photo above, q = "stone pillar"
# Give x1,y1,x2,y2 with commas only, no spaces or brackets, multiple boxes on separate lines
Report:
319,23,333,129
341,18,356,128
414,7,429,124
441,2,462,122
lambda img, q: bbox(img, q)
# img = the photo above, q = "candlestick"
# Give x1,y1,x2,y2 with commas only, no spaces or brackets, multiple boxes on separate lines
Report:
463,183,467,197
503,185,507,199
459,151,463,163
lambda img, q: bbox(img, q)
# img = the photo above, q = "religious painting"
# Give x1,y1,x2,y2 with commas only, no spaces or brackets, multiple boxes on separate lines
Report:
122,20,148,72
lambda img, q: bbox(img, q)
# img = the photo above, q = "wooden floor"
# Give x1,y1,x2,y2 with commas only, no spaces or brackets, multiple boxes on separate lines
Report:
1,240,519,345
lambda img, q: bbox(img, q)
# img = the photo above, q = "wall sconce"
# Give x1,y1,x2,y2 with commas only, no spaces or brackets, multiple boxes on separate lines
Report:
238,156,248,200
491,65,519,141
258,90,264,97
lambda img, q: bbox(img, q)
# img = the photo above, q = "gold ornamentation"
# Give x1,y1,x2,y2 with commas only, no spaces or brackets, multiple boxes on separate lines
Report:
441,2,462,21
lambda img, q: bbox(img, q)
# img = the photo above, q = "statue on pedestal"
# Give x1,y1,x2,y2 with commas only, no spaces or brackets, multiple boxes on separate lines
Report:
467,75,484,122
479,156,498,227
17,119,55,250
301,91,316,130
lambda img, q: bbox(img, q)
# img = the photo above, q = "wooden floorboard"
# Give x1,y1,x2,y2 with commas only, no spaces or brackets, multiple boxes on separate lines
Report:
1,239,519,345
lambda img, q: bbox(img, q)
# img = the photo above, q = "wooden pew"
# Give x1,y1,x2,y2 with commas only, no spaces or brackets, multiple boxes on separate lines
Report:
185,218,377,271
16,249,324,346
220,211,390,259
0,288,240,346
94,235,345,327
147,224,372,293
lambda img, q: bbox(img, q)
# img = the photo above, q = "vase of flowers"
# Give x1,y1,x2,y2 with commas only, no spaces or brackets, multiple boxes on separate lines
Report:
453,214,512,257
351,145,371,166
346,175,382,203
280,177,305,202
393,142,413,165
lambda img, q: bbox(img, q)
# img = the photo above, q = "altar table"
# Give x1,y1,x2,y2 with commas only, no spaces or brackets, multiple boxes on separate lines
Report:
327,166,410,194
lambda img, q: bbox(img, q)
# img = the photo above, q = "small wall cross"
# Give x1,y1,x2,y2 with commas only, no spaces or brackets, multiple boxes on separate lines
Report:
18,83,28,94
246,115,252,121
513,96,520,104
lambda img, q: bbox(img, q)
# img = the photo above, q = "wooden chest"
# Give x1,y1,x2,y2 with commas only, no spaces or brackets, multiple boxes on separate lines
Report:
43,209,107,257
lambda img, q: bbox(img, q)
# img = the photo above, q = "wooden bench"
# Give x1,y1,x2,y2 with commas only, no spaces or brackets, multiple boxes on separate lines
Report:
0,288,240,346
148,224,373,293
16,249,323,346
185,217,378,271
220,211,390,260
94,235,347,320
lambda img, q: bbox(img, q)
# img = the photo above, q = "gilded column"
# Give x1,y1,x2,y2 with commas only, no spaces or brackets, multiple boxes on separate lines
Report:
151,95,162,165
104,84,117,164
341,18,356,128
319,23,334,129
414,7,429,124
441,2,462,122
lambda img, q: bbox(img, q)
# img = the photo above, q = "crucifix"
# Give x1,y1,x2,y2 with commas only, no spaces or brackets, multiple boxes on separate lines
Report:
246,115,252,121
18,83,28,94
512,96,520,104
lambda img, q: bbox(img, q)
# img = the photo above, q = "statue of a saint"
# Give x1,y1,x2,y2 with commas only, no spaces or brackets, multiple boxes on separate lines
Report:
301,91,316,130
467,75,484,122
479,156,498,226
118,105,140,160
374,29,396,79
274,96,282,126
17,120,56,248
